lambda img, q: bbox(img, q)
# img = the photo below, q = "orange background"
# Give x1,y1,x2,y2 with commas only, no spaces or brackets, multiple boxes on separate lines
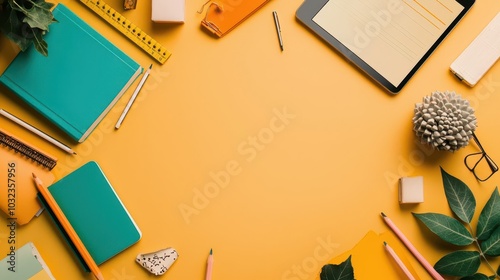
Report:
1,0,500,279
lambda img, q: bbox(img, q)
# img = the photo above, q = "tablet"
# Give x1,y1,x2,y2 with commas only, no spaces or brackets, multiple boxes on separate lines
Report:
296,0,475,93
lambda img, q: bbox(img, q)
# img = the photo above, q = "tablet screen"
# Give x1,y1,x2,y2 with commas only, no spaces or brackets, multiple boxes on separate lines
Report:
297,0,474,93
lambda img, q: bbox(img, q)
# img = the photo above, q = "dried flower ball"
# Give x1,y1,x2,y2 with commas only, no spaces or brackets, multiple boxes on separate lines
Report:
413,91,477,151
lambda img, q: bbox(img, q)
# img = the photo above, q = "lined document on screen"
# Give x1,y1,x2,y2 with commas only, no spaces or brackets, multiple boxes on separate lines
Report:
313,0,464,86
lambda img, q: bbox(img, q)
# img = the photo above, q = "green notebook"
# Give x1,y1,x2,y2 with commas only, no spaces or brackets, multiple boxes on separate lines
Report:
0,4,142,143
39,161,141,267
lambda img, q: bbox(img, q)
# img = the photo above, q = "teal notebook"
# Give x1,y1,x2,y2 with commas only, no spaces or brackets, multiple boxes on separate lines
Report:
38,161,141,267
0,4,142,143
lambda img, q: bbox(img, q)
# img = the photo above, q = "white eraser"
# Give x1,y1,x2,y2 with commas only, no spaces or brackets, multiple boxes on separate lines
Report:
399,176,424,204
136,247,178,275
152,0,185,23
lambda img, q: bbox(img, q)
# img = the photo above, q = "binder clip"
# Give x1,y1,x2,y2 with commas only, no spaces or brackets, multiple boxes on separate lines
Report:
198,0,270,37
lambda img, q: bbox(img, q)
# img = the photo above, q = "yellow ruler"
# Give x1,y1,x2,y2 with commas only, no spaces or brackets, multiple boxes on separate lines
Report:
79,0,171,64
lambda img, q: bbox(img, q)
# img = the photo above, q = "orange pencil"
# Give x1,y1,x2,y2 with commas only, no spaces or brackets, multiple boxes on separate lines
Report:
381,212,444,280
33,173,104,280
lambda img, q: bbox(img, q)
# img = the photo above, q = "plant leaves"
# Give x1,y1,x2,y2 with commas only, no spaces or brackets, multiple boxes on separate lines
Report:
460,273,492,280
10,0,56,31
0,6,29,50
434,250,480,277
0,0,55,55
477,187,500,241
413,212,474,246
480,225,500,256
441,167,476,223
320,255,355,280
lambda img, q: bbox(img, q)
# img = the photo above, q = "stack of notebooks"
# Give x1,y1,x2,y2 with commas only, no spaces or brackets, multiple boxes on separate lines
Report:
0,3,142,143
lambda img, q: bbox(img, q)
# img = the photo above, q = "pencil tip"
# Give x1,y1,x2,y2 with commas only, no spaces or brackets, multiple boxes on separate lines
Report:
72,151,77,155
210,248,213,255
32,173,36,178
381,212,386,217
149,64,153,69
383,241,387,246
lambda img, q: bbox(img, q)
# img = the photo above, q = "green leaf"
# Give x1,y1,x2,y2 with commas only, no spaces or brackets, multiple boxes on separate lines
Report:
480,226,500,256
320,255,355,280
0,7,31,50
434,250,480,277
0,0,55,55
10,0,56,31
441,167,476,223
29,27,47,56
413,212,474,246
460,273,492,280
477,187,500,240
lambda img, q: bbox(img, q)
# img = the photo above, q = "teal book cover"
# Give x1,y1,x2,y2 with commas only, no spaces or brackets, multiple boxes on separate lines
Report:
0,4,142,143
42,161,141,266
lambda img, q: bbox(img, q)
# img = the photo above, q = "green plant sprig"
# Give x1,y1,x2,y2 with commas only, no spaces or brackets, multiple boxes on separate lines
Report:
413,167,500,279
0,0,57,56
320,255,355,280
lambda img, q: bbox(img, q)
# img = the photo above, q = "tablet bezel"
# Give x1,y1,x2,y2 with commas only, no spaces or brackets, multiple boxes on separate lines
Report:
296,0,475,94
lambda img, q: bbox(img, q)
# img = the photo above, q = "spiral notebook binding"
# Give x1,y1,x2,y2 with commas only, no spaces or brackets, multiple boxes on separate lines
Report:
0,129,57,170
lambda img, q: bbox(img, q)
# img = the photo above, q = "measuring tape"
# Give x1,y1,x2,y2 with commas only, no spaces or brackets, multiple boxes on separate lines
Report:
79,0,171,64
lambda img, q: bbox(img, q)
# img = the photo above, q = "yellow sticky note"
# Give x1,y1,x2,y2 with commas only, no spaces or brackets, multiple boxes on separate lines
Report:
318,230,421,280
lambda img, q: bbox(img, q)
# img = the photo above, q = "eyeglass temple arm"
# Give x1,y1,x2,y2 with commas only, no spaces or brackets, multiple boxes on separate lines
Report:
471,132,484,151
472,132,499,172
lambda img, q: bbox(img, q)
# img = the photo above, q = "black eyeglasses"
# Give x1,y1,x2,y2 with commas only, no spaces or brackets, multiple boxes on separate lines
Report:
464,132,498,182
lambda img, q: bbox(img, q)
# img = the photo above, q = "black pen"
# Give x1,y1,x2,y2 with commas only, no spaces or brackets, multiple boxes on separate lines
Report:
273,11,283,51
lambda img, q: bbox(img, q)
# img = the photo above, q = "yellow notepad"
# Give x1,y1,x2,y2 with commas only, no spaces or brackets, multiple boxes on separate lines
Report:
318,230,421,280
